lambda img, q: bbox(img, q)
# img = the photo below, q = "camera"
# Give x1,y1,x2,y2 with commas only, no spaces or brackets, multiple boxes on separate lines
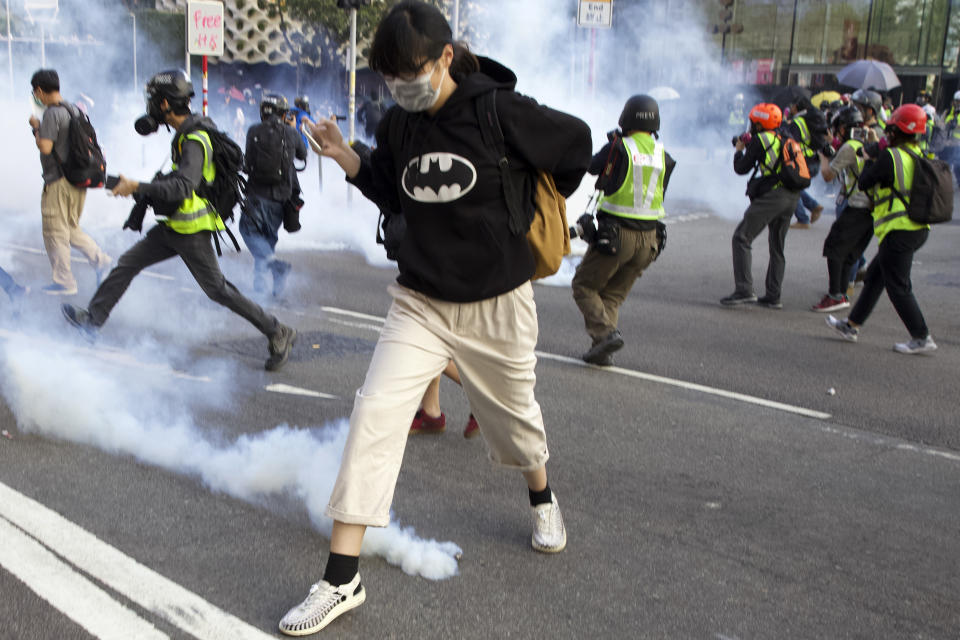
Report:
731,132,752,147
569,213,597,244
849,127,866,142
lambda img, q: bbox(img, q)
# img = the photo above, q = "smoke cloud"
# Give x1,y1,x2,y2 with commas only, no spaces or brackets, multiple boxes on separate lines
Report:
0,330,462,580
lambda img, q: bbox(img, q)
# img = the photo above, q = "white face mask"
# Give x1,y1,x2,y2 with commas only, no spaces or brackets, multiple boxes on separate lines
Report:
31,92,46,120
385,61,445,113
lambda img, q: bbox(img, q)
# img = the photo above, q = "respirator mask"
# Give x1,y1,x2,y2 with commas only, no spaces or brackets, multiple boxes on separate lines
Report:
385,61,445,113
31,90,46,120
134,95,168,136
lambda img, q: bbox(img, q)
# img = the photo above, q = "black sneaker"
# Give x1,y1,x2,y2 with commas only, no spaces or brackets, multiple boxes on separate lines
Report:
720,291,757,306
266,323,297,371
756,295,783,309
582,329,623,365
271,260,292,297
61,303,98,341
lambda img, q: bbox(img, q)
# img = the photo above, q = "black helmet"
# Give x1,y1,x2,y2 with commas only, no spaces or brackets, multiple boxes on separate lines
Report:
618,94,660,133
850,89,882,117
146,69,194,108
832,105,863,131
294,95,310,111
136,69,193,135
260,93,289,120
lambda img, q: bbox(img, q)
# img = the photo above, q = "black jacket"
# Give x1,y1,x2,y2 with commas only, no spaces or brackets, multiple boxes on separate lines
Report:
349,57,592,303
245,116,307,202
137,114,214,207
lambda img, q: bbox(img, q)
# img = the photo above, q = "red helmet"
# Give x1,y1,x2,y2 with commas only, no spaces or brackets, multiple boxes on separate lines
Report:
749,103,782,130
886,104,927,135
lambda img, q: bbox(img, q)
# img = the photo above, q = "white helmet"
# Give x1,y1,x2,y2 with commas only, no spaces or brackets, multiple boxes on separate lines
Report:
954,90,960,101
923,104,936,119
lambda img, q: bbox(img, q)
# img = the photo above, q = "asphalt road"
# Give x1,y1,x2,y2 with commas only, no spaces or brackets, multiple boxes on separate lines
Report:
1,202,958,640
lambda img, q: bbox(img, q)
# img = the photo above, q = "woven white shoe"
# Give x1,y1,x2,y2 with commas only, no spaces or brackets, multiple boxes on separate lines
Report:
278,573,365,636
531,493,567,553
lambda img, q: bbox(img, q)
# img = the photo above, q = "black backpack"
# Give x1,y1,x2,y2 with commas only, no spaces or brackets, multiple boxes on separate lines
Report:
179,123,247,224
247,119,288,186
55,103,107,189
891,147,954,225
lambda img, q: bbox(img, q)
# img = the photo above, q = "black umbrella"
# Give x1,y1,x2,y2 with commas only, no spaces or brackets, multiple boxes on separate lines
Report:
773,85,812,109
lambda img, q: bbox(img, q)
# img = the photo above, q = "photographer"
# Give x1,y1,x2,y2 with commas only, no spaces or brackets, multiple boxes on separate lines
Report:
240,93,307,297
721,102,800,308
785,96,828,229
811,106,877,312
826,104,937,354
571,94,675,366
61,69,297,372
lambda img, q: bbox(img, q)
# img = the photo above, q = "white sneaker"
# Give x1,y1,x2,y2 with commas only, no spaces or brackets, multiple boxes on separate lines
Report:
531,493,567,553
893,335,937,355
278,573,365,636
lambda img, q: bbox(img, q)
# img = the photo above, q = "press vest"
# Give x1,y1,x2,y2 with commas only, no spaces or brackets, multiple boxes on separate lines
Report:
840,139,866,201
756,130,783,187
597,133,666,220
869,143,929,243
946,108,960,140
793,116,813,155
161,130,225,235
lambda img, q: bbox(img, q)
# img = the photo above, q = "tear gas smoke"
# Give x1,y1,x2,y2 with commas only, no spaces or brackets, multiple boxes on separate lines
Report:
0,332,462,580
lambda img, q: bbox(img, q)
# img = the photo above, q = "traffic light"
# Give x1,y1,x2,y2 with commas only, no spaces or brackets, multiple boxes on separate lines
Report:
711,0,743,35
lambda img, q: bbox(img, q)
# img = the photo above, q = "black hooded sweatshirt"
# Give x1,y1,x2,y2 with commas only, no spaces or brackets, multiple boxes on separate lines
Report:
348,57,592,303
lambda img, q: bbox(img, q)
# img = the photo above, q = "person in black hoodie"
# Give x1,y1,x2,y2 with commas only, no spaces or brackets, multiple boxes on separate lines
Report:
60,69,296,372
279,2,591,635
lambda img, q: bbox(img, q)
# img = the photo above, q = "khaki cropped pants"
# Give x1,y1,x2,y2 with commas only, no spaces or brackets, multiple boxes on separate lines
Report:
40,177,110,288
326,282,550,527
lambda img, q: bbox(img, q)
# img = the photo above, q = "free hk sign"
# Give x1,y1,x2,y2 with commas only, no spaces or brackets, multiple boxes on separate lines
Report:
187,1,225,56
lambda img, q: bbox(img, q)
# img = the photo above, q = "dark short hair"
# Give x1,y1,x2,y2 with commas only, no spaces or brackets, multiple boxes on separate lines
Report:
369,1,451,77
31,69,59,92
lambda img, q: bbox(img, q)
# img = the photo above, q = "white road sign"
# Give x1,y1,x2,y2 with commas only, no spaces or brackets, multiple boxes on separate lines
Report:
578,0,612,29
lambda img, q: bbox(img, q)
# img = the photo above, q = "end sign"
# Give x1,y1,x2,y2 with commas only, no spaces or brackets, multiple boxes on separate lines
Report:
578,0,612,29
187,1,225,56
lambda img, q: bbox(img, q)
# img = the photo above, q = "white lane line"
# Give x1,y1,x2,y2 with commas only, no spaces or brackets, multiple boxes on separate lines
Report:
265,383,338,399
0,481,276,640
0,517,169,640
0,328,211,383
536,351,833,420
0,241,175,280
318,305,832,420
326,317,385,332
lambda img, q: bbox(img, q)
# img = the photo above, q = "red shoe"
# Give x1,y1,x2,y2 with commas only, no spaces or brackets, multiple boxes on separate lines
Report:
463,414,480,439
409,409,445,434
811,294,850,313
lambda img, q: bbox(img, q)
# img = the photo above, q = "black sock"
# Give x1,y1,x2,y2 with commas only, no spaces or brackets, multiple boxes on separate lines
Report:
529,484,552,507
322,552,359,586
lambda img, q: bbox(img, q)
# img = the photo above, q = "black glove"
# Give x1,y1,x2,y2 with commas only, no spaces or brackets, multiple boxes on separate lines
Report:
606,129,621,143
655,220,667,257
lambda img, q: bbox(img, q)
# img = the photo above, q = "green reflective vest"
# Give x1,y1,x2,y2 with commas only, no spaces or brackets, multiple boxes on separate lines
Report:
869,143,929,243
162,129,225,235
946,108,960,140
597,132,666,220
840,139,865,200
756,130,783,187
793,115,813,155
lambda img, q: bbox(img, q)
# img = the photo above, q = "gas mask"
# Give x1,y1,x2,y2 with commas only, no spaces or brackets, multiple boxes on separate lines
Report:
134,97,169,136
384,61,445,113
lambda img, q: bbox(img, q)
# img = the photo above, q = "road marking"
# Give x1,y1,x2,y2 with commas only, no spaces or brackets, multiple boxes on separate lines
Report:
0,481,276,640
0,516,169,640
0,241,174,280
265,383,338,399
0,328,211,383
536,351,833,420
319,305,832,420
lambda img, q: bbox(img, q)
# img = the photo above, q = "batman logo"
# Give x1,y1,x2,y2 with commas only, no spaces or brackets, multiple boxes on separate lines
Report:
401,152,476,203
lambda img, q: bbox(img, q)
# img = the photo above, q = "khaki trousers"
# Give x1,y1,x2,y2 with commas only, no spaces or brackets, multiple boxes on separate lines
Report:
326,282,550,527
40,177,110,288
572,226,658,342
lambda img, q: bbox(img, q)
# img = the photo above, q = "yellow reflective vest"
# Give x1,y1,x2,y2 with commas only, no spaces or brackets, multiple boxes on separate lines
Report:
161,129,225,235
597,132,666,220
869,143,929,244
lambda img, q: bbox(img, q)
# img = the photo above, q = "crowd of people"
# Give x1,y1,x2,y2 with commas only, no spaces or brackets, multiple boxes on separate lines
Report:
4,1,949,637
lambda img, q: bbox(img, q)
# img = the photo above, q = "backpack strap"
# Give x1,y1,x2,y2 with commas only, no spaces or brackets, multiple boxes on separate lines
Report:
474,89,528,236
